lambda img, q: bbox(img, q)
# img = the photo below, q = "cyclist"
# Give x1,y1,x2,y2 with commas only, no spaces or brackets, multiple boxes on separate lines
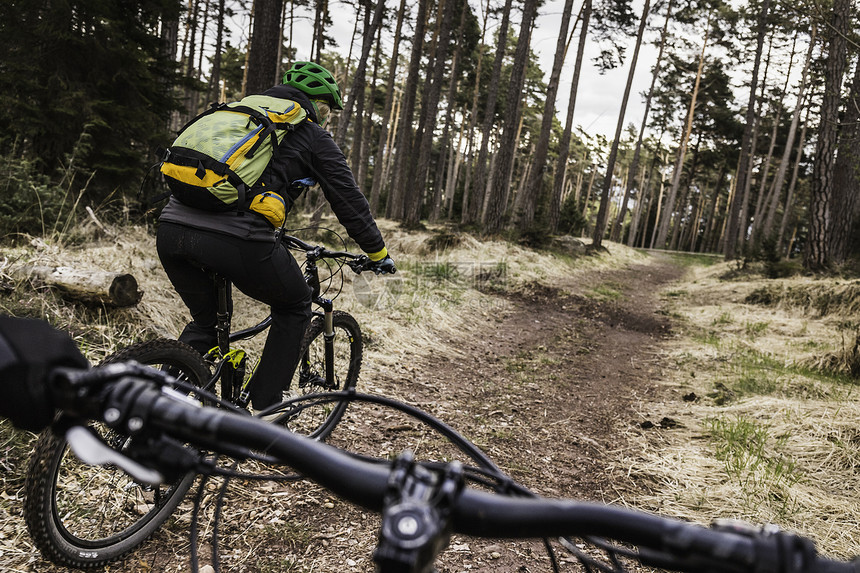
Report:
156,61,395,415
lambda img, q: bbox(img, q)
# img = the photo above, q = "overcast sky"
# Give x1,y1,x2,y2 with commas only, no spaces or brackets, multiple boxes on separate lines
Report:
533,0,656,140
228,0,658,140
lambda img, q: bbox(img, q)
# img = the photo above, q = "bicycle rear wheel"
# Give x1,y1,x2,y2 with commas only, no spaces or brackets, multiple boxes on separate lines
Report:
286,311,362,440
24,339,211,569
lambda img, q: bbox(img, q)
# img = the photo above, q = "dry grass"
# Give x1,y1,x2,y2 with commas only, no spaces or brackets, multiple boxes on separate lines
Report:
0,218,646,570
623,259,860,559
4,217,859,567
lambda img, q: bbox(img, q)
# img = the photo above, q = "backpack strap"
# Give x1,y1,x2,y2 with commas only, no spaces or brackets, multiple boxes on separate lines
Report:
163,147,250,207
226,105,298,160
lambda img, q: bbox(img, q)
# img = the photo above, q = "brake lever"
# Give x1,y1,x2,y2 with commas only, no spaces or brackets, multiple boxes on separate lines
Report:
66,425,165,485
348,255,371,274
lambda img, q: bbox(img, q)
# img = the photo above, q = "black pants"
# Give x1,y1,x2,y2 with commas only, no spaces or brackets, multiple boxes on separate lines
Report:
156,222,312,409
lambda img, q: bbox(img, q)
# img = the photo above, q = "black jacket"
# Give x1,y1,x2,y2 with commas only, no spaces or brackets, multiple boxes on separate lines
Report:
159,85,385,255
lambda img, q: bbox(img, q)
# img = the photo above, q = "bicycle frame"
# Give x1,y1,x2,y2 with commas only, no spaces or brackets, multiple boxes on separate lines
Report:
207,241,346,404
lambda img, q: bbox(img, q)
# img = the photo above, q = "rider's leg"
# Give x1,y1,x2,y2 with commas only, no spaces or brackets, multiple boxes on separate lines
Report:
156,222,223,355
227,241,312,410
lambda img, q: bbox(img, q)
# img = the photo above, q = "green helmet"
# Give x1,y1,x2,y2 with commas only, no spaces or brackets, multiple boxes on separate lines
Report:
282,61,344,110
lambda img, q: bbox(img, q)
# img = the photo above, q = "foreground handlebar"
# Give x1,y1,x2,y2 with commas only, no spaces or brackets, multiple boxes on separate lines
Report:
52,368,859,573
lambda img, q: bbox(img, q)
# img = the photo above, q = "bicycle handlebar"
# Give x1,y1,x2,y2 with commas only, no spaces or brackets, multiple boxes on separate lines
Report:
280,233,394,275
50,364,859,573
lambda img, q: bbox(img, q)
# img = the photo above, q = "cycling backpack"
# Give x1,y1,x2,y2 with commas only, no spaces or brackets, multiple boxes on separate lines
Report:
160,95,307,215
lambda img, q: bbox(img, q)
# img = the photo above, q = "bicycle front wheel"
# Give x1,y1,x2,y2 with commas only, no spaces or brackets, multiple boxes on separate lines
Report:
288,310,362,440
24,339,211,569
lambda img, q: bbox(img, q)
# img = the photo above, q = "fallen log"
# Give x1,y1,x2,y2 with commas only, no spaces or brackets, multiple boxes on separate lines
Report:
18,265,143,307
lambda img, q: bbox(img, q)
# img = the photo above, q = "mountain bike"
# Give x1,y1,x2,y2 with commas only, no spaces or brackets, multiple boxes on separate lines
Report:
25,363,860,573
23,231,385,569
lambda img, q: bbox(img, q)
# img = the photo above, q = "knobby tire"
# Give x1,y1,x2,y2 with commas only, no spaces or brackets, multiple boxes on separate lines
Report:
290,311,362,440
23,339,211,569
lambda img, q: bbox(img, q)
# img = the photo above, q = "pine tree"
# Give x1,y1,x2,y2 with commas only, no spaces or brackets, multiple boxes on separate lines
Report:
0,0,182,193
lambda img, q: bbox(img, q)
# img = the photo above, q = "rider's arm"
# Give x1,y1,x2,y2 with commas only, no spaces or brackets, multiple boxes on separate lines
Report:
0,316,89,432
307,128,388,260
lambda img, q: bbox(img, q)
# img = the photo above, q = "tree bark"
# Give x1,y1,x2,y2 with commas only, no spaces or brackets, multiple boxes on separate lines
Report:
761,26,814,244
16,266,143,307
805,0,849,271
830,52,860,264
246,0,284,94
483,0,538,234
550,1,591,233
357,21,384,188
386,0,429,220
724,0,770,260
654,12,710,249
403,0,456,226
592,0,650,248
513,0,575,231
430,0,468,222
208,0,226,104
459,0,491,224
777,104,810,253
613,0,672,243
336,0,386,148
465,0,513,226
369,0,407,214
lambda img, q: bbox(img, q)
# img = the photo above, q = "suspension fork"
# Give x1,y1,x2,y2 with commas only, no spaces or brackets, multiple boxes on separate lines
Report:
319,298,336,387
306,257,335,387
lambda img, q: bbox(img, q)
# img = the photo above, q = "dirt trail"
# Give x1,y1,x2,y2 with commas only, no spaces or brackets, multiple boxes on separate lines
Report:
304,252,687,572
24,252,687,572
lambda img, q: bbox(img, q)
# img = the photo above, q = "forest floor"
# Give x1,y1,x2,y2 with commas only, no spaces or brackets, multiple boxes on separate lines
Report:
1,222,858,572
151,250,684,573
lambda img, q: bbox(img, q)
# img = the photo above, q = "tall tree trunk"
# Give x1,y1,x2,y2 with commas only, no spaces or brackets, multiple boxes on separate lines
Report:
190,0,210,114
636,148,664,248
459,0,492,224
736,28,776,254
336,0,386,148
649,150,669,248
446,124,466,218
549,0,591,233
311,0,329,61
386,0,429,219
404,0,455,226
483,0,538,233
830,52,860,264
357,21,384,189
369,0,407,213
805,0,850,271
246,0,284,94
626,159,649,246
613,0,672,243
513,0,575,230
592,0,650,248
430,0,468,222
465,0,513,225
777,104,810,254
669,133,701,251
160,9,180,130
241,1,254,96
182,0,202,116
724,0,771,259
208,0,226,104
701,165,727,252
749,28,791,252
761,26,815,243
654,12,711,249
